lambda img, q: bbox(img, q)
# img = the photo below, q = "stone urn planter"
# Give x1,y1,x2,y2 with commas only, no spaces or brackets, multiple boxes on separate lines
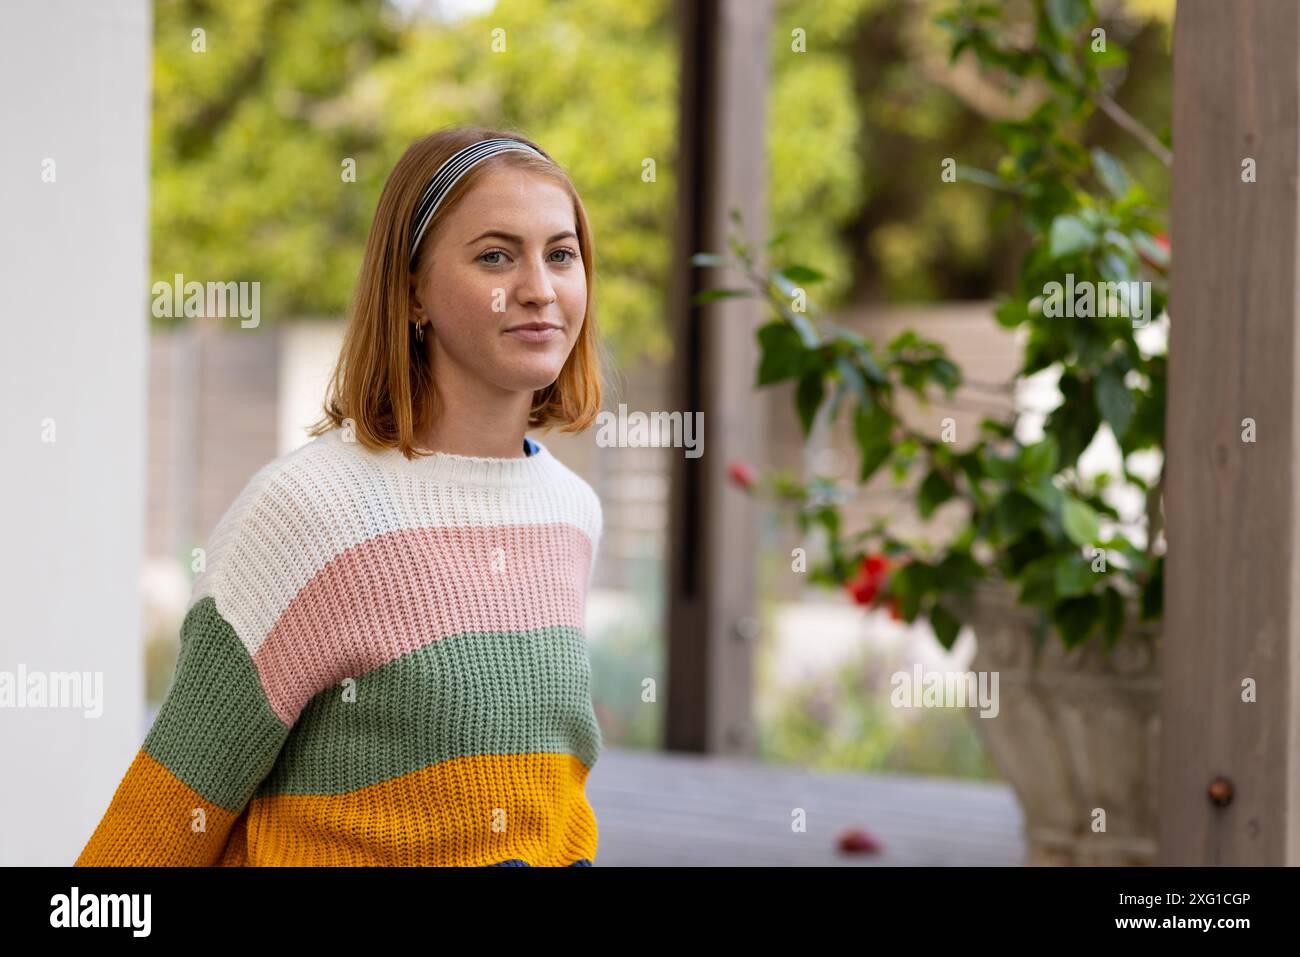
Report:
956,579,1161,866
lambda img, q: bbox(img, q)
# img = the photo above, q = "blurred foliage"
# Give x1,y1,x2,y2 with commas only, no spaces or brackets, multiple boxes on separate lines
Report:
767,0,1171,306
144,625,182,706
586,550,664,749
151,0,679,360
756,638,999,779
152,0,400,326
698,0,1171,652
150,0,1173,369
750,535,995,781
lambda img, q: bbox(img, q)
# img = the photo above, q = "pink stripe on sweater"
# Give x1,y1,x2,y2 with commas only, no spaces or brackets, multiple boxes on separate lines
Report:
252,522,592,725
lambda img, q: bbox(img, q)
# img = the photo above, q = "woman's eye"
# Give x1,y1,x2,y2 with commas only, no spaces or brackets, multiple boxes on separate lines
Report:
479,247,577,266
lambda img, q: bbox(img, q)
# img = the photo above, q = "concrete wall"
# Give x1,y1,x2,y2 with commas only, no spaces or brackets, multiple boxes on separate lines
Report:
0,0,152,865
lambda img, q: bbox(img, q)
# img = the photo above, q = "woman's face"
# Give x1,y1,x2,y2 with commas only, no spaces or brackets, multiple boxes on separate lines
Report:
413,166,586,398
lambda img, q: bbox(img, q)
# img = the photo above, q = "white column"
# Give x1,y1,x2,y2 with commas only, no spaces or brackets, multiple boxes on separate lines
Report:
0,0,152,865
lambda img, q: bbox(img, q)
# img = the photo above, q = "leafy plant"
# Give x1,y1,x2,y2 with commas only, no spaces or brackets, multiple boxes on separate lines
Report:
695,0,1168,653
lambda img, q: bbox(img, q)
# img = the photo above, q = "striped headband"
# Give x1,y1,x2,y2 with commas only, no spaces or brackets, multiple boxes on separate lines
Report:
408,137,547,271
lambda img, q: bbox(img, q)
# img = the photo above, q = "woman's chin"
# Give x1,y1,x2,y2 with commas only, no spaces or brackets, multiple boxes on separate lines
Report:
493,362,566,394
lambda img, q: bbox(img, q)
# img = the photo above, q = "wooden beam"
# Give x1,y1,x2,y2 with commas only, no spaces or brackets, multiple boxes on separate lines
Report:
664,0,772,754
1164,0,1300,864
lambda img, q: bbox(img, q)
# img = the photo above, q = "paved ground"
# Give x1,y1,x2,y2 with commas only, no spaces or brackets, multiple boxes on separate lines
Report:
585,745,1025,866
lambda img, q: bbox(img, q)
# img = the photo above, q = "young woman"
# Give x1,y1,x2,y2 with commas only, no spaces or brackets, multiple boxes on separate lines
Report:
76,127,608,866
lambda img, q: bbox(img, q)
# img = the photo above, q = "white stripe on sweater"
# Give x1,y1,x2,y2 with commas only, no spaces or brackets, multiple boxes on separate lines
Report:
190,428,602,658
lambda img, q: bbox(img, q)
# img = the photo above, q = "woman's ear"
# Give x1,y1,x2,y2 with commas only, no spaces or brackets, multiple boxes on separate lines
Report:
408,279,425,323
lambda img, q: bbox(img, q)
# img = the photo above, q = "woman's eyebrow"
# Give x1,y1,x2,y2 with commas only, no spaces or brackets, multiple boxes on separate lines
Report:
465,229,577,246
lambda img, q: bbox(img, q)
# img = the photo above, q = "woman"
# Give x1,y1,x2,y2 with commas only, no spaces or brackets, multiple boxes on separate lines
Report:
76,127,608,866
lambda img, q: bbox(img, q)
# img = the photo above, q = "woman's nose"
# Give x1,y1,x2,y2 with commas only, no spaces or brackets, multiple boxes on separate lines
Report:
516,257,557,306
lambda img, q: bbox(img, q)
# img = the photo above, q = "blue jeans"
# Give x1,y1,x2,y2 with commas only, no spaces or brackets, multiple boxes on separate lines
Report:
487,858,593,867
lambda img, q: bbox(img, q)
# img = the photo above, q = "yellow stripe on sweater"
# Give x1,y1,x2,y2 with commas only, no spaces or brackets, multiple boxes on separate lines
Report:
76,750,244,866
225,751,598,866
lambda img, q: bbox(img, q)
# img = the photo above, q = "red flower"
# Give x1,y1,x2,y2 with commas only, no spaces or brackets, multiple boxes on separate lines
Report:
845,553,890,606
1138,231,1170,274
727,459,756,490
837,827,882,854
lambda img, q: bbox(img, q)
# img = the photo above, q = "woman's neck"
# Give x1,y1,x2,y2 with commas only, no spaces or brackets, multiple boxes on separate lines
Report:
415,387,534,459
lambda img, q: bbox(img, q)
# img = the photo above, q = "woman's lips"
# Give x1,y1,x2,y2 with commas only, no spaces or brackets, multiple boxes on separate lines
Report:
503,325,562,342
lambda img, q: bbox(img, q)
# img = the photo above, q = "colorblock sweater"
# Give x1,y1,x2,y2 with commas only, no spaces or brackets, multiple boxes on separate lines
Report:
76,428,603,867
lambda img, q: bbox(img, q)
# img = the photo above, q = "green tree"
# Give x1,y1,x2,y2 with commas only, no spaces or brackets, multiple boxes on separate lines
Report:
150,0,1171,369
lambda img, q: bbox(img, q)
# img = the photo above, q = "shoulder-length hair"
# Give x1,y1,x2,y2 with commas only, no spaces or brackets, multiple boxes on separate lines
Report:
307,125,604,458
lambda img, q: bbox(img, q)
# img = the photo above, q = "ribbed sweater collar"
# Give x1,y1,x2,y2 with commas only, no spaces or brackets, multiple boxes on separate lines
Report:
332,428,560,488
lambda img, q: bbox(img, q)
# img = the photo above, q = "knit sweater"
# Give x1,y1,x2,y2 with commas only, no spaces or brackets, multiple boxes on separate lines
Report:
76,427,603,867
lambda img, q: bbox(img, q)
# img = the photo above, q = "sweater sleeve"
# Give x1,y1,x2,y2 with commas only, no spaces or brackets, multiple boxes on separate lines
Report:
76,466,307,867
75,598,292,866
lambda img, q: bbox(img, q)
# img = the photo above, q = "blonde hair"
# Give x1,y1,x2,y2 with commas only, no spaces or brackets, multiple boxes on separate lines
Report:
307,126,604,458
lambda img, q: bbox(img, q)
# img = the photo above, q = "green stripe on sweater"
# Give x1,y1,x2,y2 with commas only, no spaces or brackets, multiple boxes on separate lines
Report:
255,626,601,797
143,596,291,811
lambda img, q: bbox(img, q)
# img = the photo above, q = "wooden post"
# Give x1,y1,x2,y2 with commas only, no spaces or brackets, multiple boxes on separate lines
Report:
1165,0,1300,864
664,0,772,753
